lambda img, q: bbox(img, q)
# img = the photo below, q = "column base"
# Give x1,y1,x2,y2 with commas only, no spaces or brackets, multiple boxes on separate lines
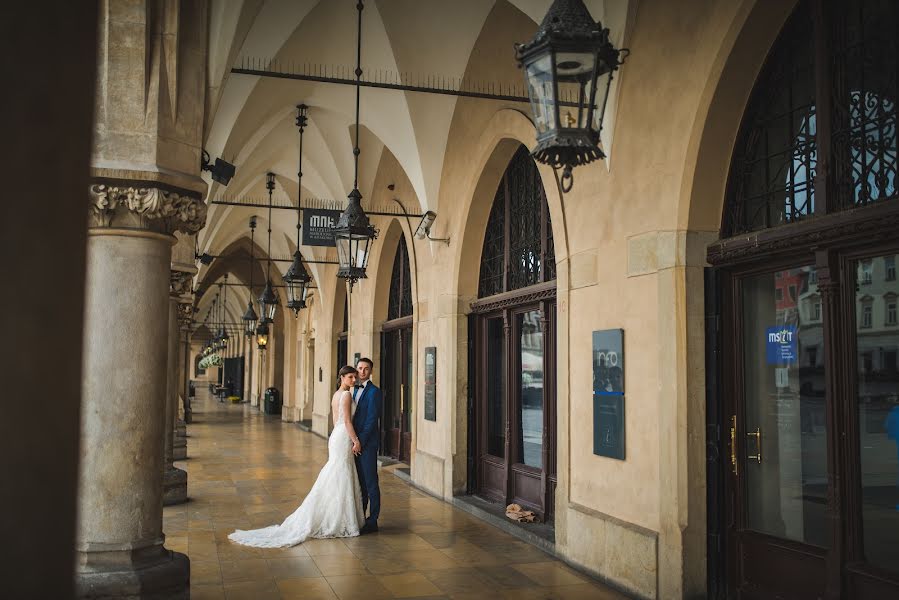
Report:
175,418,186,439
163,467,187,506
76,545,189,599
172,437,187,461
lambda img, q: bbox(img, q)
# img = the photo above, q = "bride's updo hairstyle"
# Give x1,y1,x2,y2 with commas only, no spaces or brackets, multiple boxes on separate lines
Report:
336,365,357,389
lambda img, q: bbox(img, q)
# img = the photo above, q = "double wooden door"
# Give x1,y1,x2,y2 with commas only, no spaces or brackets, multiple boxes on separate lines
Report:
381,321,412,461
716,246,899,599
471,297,556,521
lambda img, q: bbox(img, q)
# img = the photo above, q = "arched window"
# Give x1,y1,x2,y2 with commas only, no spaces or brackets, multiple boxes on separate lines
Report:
387,236,412,320
479,145,555,298
724,0,897,237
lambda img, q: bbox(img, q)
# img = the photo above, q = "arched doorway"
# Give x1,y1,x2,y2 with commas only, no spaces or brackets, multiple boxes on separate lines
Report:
469,144,557,521
380,236,414,461
709,1,898,597
336,296,348,371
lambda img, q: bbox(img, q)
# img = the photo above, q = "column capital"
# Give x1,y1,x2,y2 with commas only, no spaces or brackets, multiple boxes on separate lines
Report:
170,270,194,298
89,181,207,235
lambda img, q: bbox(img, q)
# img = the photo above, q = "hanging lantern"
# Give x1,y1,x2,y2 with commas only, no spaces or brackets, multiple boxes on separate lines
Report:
242,301,258,337
258,279,278,323
333,188,377,289
515,0,626,192
256,321,269,351
285,250,310,316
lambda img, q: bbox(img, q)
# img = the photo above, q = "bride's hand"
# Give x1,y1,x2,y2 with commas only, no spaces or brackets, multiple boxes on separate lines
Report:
351,439,362,455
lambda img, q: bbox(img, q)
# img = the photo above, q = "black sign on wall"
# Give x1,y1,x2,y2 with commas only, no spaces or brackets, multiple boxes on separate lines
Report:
424,347,437,421
302,209,340,247
593,329,625,460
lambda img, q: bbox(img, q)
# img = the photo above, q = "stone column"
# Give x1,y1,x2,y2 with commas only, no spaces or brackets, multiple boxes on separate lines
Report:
171,276,192,462
164,283,188,505
76,185,206,598
178,302,193,424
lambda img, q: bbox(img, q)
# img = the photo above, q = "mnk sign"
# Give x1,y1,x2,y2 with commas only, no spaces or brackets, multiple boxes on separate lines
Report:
302,209,340,247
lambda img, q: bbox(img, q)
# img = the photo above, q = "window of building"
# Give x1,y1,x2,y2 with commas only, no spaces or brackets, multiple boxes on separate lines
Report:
387,236,413,321
887,301,897,326
478,145,555,298
861,260,873,285
862,302,873,328
813,301,821,321
886,256,896,281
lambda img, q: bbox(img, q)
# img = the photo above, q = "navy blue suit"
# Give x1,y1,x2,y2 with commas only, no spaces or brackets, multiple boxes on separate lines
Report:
352,381,382,525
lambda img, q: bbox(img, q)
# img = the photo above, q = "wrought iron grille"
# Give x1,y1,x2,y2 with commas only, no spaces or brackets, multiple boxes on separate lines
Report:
724,0,897,237
388,237,413,320
478,145,556,298
831,0,897,208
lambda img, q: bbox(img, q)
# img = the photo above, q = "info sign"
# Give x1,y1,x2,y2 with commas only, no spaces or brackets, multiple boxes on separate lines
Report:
592,329,625,460
424,347,437,421
766,325,798,365
302,209,340,247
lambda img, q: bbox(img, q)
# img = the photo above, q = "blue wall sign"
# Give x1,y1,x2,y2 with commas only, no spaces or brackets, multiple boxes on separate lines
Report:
593,329,625,460
766,325,798,365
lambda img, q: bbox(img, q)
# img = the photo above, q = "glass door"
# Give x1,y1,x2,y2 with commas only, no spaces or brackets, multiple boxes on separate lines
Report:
847,252,899,596
380,327,412,462
729,265,829,599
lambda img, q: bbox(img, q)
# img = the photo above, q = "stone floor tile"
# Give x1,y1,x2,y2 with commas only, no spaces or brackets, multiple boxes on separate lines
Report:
378,572,445,598
191,560,223,585
420,567,502,596
266,556,322,579
190,584,226,600
223,579,280,600
311,554,369,576
512,561,588,587
219,557,272,584
325,574,394,600
276,576,339,599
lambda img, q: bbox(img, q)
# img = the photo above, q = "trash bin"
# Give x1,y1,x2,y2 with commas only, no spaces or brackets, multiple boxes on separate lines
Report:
263,387,282,415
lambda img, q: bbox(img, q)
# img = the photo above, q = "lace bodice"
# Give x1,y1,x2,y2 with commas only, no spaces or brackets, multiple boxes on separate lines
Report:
333,390,355,426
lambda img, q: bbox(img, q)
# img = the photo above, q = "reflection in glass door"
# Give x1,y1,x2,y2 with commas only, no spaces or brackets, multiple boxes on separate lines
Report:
729,265,829,599
517,310,544,469
381,327,412,462
741,266,827,546
854,253,899,575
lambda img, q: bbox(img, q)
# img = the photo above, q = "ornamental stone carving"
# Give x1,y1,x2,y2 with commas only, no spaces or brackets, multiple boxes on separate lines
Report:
89,182,208,235
170,270,194,297
176,301,194,329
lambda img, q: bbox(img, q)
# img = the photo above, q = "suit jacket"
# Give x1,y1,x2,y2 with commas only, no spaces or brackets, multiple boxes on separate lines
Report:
352,381,382,452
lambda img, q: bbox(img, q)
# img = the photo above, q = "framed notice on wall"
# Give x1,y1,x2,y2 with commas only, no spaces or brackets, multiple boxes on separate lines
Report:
593,329,625,460
424,347,437,421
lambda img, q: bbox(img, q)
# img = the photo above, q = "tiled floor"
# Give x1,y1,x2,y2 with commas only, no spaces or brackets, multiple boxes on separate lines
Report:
165,390,627,599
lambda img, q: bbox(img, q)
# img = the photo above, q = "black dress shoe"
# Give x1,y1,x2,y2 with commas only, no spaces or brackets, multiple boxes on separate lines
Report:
360,522,379,535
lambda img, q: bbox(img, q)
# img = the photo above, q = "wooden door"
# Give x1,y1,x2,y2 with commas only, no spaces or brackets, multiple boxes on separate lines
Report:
725,263,829,599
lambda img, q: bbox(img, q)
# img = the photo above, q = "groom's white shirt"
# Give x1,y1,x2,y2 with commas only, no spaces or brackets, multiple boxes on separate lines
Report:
353,379,370,404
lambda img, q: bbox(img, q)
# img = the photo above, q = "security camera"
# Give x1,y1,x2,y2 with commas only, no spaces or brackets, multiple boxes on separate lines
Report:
201,150,236,186
413,211,450,245
414,211,437,239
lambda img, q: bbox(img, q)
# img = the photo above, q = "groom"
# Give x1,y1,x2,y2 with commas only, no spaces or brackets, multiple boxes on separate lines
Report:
352,357,382,533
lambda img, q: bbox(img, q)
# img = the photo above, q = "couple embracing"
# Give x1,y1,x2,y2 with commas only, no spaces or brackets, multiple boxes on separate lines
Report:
229,358,381,547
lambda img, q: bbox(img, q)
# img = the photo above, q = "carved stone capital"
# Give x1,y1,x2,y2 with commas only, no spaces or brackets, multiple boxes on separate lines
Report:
170,270,194,297
176,301,194,329
89,182,207,235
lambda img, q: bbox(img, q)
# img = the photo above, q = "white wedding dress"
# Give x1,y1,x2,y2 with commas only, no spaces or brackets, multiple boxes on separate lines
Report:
228,391,365,547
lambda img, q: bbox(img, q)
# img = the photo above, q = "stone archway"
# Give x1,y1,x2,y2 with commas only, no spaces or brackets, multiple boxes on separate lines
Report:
444,108,569,498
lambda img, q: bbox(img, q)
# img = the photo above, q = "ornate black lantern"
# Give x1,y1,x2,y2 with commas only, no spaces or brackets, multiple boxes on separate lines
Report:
242,301,258,337
333,188,377,289
515,0,626,191
258,279,278,323
285,250,310,316
333,1,378,290
256,321,269,351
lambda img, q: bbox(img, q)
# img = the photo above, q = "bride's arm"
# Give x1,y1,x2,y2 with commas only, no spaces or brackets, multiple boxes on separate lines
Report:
341,392,362,453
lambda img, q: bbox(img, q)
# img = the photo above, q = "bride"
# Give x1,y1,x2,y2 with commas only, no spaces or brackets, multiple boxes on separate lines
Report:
228,366,366,547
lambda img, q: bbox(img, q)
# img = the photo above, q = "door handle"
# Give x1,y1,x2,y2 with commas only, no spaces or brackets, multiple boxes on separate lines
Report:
746,427,762,463
730,415,738,476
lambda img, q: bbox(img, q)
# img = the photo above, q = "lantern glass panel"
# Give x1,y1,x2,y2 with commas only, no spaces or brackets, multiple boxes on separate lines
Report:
336,236,351,268
525,54,556,137
555,51,596,130
355,234,372,269
266,302,277,322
